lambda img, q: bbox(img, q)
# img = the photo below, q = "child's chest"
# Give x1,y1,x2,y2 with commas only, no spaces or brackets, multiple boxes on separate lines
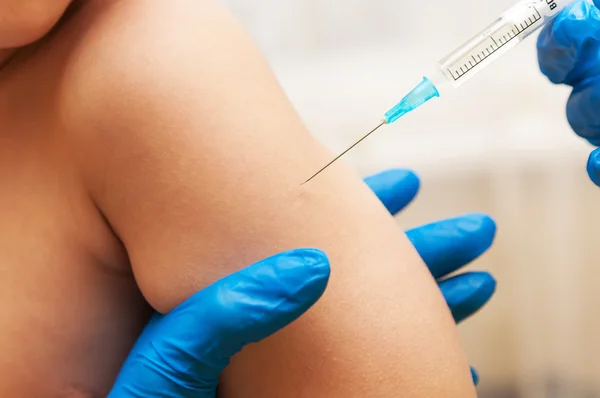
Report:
0,68,152,397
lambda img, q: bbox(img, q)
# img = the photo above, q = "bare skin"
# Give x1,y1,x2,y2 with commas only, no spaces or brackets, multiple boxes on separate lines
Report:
0,1,475,396
0,2,151,396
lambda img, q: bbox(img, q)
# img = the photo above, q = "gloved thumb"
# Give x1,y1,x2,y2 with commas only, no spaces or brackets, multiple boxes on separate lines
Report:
108,248,330,398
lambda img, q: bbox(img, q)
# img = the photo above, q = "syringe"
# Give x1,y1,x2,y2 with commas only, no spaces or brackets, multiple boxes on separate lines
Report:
302,0,577,184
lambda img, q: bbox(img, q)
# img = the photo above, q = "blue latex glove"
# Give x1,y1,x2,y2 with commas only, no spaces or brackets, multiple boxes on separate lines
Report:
109,169,496,397
109,248,329,397
537,0,600,184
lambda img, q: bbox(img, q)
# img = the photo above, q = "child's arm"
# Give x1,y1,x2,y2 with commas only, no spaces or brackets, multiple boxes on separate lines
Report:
63,0,476,396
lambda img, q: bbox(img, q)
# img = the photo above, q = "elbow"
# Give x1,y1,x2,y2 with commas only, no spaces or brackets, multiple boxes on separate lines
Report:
0,0,71,47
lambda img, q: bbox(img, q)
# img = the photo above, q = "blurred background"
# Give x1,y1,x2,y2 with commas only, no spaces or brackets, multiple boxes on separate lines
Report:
218,0,600,396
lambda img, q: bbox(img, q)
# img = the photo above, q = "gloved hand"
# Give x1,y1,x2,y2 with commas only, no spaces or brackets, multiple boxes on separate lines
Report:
108,248,329,398
537,0,600,185
109,169,497,397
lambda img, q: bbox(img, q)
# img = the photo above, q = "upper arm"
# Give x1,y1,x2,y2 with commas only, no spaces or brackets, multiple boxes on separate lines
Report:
63,1,475,396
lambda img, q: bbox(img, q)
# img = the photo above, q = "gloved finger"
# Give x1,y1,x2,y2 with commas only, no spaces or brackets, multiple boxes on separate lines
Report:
439,272,496,324
586,147,600,185
537,0,600,86
471,367,479,386
566,77,600,143
364,168,420,216
109,248,330,398
406,213,496,280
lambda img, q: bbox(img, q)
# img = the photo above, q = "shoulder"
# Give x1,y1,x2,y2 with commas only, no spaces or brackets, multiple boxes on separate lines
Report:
57,0,286,200
60,0,250,134
58,0,263,187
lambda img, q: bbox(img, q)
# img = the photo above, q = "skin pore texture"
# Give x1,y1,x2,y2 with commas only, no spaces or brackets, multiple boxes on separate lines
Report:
0,0,475,396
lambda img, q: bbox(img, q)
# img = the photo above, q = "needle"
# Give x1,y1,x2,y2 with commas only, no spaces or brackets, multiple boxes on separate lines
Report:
300,75,439,185
301,121,386,185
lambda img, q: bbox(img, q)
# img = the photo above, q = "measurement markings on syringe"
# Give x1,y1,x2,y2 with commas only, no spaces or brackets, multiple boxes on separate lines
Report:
447,7,542,81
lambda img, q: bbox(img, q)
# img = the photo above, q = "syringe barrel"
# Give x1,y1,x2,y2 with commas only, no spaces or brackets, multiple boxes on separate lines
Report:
433,0,576,93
